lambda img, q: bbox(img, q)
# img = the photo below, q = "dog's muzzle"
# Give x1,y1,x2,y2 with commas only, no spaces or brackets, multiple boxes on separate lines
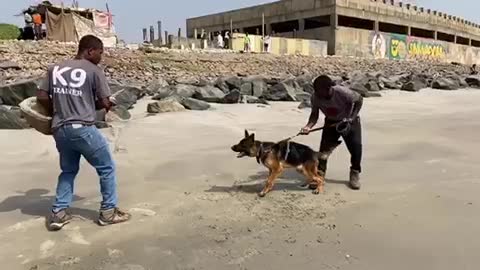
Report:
237,152,247,158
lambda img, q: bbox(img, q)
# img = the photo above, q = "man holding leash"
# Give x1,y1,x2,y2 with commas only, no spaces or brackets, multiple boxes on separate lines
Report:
301,75,364,190
37,35,131,231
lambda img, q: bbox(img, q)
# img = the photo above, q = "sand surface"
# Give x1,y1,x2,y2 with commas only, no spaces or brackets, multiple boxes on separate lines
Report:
1,89,479,270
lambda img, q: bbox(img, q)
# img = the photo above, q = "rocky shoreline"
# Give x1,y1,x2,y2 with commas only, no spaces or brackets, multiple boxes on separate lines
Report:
1,40,480,130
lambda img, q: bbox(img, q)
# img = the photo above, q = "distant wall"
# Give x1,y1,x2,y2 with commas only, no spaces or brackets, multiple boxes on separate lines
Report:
335,27,480,65
231,33,327,57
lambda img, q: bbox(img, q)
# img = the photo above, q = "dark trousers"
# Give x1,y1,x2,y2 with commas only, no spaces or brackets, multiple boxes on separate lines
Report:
319,117,362,173
23,26,35,40
34,25,42,40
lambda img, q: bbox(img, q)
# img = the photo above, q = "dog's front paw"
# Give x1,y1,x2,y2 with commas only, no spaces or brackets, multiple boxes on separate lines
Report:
312,187,324,195
259,191,267,197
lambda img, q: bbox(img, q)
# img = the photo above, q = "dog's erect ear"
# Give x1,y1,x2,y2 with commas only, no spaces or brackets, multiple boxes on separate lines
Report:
244,129,249,138
247,133,255,142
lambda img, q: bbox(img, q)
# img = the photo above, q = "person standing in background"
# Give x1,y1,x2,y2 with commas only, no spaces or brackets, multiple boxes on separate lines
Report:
244,33,251,53
217,32,224,49
263,34,271,53
32,11,43,40
224,31,230,49
23,10,35,40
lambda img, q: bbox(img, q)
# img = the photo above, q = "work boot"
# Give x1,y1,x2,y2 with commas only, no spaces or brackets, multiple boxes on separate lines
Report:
98,208,132,226
349,170,361,190
48,209,73,231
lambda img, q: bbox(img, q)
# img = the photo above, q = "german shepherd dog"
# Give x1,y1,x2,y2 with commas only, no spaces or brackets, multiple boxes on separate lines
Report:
231,130,340,197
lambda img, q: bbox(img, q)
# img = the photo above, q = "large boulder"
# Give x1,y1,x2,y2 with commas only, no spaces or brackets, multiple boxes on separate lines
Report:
172,84,198,98
0,79,38,106
240,82,253,96
432,77,460,90
380,76,402,89
251,80,267,97
225,76,243,90
295,92,311,103
365,80,380,92
223,90,242,104
192,85,225,103
282,78,303,93
214,77,230,93
153,84,198,100
465,75,480,88
401,75,428,92
145,77,169,95
296,74,314,93
262,83,297,101
147,99,186,114
180,97,211,111
107,106,131,121
349,82,369,97
110,85,143,110
242,95,269,105
0,105,29,129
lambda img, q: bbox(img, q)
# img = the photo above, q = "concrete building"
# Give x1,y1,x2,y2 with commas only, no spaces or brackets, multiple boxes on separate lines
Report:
187,0,480,64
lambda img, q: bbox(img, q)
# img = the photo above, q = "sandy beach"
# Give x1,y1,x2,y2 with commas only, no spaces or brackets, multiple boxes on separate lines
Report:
0,89,479,270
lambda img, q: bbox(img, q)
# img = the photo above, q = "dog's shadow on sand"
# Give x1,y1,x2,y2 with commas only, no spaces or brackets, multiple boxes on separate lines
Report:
206,171,349,194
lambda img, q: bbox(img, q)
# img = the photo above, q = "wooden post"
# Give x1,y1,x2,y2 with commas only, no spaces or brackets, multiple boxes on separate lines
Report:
165,31,168,45
230,19,233,36
194,29,198,40
178,28,181,42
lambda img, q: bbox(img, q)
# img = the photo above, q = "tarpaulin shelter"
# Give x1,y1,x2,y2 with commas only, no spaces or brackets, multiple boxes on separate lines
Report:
25,1,117,47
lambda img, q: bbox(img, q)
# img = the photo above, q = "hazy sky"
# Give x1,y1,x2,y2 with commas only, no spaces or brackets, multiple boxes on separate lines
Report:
1,0,477,43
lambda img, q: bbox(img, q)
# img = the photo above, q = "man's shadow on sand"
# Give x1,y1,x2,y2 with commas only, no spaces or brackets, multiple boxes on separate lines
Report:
205,171,349,194
0,189,98,222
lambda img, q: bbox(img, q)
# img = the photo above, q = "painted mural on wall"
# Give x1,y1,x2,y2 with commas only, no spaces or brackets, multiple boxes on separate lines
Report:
389,34,407,59
371,33,387,59
370,32,447,61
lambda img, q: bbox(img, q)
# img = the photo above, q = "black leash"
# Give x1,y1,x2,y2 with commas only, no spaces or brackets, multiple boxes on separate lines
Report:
279,123,336,143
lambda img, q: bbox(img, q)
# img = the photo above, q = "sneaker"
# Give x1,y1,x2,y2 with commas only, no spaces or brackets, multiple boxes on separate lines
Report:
48,209,72,231
349,170,361,190
98,208,131,226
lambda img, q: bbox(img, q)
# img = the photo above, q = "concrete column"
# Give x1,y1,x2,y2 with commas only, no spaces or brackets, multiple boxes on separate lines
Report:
407,26,411,36
299,19,305,32
328,14,338,55
374,21,379,32
149,26,155,43
194,29,198,40
454,35,457,44
157,21,162,44
469,39,472,46
142,28,147,42
434,31,438,40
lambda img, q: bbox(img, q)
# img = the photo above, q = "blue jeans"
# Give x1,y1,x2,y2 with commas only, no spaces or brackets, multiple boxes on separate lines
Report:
52,124,117,212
